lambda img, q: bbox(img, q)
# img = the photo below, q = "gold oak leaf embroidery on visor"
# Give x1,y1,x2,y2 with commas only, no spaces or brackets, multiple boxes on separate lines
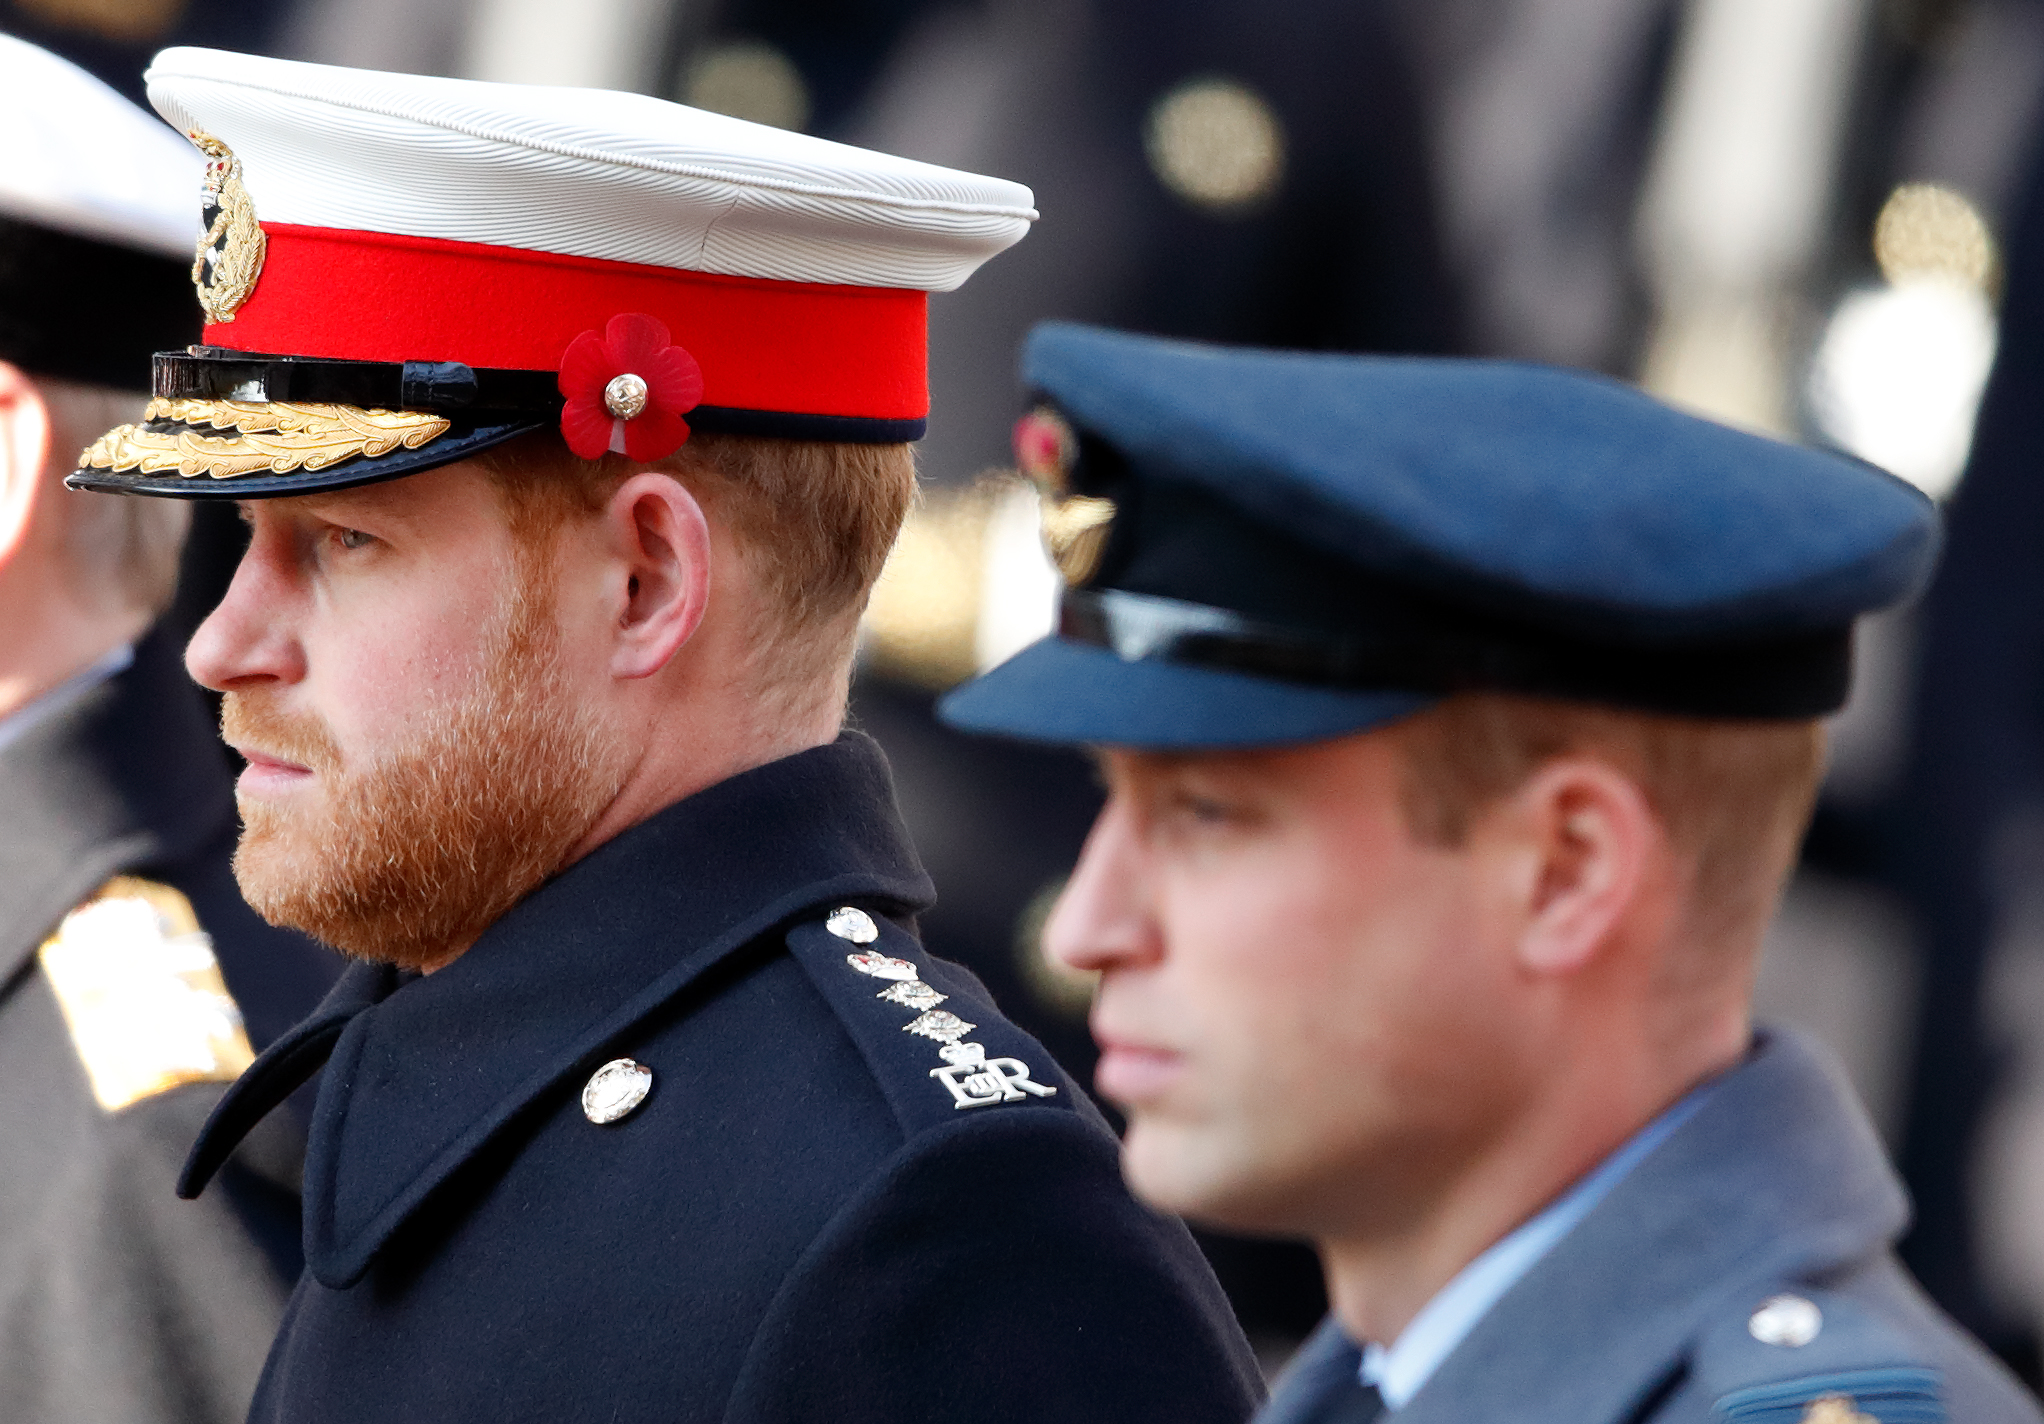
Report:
80,399,454,479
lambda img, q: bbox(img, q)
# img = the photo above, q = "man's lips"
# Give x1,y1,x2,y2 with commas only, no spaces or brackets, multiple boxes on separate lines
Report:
232,746,316,794
1091,1029,1185,1106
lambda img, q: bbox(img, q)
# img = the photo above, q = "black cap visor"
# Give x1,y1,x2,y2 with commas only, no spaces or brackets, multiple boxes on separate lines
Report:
938,635,1438,750
68,411,546,499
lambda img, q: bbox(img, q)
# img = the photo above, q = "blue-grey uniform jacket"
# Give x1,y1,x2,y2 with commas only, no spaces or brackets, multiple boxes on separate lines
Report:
1258,1030,2042,1424
0,629,340,1424
178,732,1264,1424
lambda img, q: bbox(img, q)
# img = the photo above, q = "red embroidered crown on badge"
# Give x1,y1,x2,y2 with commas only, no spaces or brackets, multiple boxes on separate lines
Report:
557,313,705,462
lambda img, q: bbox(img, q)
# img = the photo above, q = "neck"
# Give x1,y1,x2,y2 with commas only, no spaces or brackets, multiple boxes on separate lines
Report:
1318,999,1747,1347
565,667,850,867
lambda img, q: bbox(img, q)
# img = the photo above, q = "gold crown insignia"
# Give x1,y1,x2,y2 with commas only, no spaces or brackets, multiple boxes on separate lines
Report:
190,131,266,323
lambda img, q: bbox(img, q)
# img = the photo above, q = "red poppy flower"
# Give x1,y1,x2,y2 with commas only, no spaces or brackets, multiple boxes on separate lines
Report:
557,313,705,462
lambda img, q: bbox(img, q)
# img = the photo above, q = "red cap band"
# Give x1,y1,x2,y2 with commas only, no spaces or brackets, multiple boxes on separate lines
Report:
202,224,929,421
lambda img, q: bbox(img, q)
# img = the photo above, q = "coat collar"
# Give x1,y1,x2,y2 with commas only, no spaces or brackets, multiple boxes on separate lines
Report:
1262,1030,1907,1424
182,732,933,1288
0,629,233,985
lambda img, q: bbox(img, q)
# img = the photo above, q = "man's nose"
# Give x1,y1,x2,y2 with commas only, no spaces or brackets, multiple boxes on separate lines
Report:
1045,797,1165,975
185,530,305,691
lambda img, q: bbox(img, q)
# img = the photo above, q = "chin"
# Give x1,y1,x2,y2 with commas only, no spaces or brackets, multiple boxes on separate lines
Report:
1120,1117,1300,1235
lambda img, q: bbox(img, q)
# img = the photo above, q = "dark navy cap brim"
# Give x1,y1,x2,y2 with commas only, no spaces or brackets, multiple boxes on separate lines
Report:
66,415,548,499
936,636,1437,750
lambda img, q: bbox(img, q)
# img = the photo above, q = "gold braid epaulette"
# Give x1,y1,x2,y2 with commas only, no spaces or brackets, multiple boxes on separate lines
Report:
80,399,454,480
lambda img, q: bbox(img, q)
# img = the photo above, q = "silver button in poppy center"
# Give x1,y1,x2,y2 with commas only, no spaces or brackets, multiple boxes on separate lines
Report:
582,1057,653,1124
603,372,649,420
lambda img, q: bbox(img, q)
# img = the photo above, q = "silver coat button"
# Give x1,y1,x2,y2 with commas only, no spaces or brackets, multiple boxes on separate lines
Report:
582,1058,653,1124
1748,1294,1823,1347
826,906,879,943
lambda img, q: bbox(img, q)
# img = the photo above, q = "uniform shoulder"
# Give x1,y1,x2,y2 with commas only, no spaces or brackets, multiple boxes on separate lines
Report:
781,904,1091,1140
1689,1284,2005,1424
37,875,257,1114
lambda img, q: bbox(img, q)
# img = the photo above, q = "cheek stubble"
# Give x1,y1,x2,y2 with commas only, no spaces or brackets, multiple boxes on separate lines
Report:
224,571,624,968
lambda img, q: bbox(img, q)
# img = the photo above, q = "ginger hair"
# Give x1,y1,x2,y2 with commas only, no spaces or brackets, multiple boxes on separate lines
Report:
1396,694,1825,954
477,429,914,714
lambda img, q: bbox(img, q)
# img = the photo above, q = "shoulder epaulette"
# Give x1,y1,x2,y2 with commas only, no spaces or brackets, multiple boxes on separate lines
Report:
785,905,1073,1136
37,875,257,1112
1694,1288,1943,1423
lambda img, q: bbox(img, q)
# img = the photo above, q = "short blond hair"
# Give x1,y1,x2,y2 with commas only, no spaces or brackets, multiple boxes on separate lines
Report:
1396,694,1825,951
478,429,915,702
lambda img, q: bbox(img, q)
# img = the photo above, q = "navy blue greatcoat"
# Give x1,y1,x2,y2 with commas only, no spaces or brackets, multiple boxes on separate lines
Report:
181,732,1264,1424
1254,1031,2042,1424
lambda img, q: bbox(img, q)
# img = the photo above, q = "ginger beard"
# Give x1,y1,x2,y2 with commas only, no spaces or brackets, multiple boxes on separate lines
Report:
222,557,626,969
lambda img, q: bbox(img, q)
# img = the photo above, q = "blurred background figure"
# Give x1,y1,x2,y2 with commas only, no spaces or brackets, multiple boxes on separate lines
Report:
0,34,340,1424
12,0,2044,1386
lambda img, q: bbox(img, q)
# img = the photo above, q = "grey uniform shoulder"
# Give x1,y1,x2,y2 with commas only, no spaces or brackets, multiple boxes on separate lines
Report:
782,904,1084,1139
1688,1284,2014,1424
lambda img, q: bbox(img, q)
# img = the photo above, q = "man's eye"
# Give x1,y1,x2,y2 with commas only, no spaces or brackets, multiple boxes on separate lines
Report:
1173,793,1238,826
337,528,373,550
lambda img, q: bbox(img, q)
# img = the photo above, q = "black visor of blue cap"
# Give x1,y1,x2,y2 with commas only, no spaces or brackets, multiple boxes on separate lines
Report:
936,323,1942,751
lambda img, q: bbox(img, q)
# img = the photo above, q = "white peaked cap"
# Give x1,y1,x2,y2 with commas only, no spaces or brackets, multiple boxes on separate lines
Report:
0,35,201,258
144,47,1038,292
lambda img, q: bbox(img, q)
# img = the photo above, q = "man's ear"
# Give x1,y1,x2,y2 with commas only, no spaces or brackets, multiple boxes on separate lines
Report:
1493,757,1663,977
0,362,55,571
603,470,711,680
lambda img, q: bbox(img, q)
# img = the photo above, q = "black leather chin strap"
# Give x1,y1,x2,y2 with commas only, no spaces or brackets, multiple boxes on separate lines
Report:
152,347,930,443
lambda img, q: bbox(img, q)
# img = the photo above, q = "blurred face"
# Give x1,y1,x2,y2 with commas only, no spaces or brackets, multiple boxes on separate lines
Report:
186,463,626,968
1047,733,1538,1241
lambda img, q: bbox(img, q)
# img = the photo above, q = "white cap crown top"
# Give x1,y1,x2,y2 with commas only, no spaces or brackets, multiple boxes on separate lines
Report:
144,47,1037,292
0,35,201,258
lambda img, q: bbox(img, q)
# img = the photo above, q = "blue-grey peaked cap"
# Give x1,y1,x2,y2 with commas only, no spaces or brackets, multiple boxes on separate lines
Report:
937,324,1941,751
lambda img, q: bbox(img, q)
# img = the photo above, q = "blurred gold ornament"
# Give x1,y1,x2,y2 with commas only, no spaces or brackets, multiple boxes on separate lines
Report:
1145,77,1285,213
1040,494,1116,586
863,482,999,688
39,877,254,1113
682,41,811,133
13,0,185,43
1873,183,1997,293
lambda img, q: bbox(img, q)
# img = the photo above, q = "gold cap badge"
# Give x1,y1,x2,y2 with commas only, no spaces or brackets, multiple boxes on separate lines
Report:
190,131,266,323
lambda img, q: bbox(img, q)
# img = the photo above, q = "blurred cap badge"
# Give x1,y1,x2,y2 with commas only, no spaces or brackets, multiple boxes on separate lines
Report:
189,130,264,322
1798,1398,1876,1424
1014,406,1075,491
1015,406,1114,586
